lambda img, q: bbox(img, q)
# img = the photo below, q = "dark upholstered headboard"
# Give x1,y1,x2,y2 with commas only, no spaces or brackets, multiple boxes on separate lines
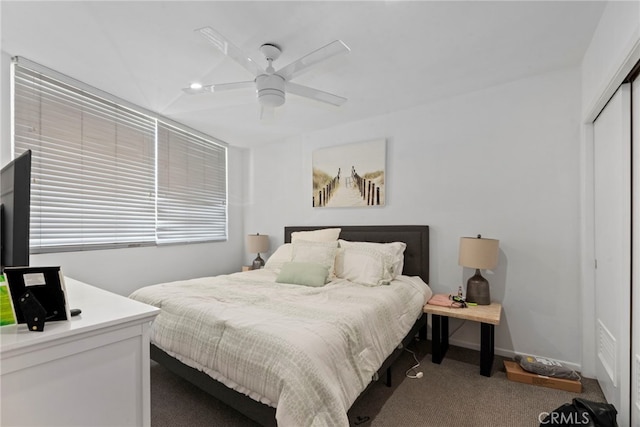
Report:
284,225,429,284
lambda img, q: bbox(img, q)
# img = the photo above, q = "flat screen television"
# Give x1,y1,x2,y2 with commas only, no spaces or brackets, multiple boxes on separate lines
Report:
1,149,32,272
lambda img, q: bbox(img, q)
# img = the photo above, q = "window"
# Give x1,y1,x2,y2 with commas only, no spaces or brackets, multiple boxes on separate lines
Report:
157,122,227,244
12,58,227,253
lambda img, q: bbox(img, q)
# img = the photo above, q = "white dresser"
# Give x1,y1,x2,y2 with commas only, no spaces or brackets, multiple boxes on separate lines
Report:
1,277,159,427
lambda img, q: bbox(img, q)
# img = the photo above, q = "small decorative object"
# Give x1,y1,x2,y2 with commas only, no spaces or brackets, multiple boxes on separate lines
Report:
458,235,499,305
312,139,386,208
247,233,270,270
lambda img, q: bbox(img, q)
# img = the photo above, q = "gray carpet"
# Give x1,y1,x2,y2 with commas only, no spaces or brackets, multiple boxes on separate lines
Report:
150,340,607,427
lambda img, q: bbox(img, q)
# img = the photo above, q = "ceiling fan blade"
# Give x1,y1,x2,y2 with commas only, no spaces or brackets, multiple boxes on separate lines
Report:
183,81,254,95
196,26,264,76
287,82,347,106
210,81,255,92
277,40,350,81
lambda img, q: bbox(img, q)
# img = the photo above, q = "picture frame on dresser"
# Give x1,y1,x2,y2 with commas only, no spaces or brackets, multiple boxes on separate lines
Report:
3,266,70,331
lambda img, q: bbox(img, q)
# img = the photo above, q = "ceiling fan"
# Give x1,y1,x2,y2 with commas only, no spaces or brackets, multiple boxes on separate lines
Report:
183,26,350,117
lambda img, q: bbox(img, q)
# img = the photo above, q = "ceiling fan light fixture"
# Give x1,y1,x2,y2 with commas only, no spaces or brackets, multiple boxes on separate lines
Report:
189,82,203,90
256,74,285,107
259,90,285,107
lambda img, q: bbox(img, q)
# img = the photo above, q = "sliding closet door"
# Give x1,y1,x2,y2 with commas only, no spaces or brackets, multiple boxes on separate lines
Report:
632,75,639,427
593,83,631,427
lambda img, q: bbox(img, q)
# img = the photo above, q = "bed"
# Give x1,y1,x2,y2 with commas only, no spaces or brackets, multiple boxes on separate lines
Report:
130,225,431,426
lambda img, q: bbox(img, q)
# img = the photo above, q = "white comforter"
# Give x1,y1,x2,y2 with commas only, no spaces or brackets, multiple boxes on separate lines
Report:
130,269,432,426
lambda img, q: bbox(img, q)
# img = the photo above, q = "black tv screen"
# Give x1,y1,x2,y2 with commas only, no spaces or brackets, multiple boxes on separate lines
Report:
1,149,32,272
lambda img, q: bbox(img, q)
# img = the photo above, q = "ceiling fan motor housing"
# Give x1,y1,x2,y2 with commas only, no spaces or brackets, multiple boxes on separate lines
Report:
256,73,285,107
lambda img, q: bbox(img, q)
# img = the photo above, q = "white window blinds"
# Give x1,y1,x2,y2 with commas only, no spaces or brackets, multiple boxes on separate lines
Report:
12,60,227,252
157,122,227,244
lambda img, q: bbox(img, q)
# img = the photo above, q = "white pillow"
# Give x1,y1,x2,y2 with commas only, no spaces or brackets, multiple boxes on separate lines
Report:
264,243,292,272
290,228,341,243
291,240,339,278
335,240,407,286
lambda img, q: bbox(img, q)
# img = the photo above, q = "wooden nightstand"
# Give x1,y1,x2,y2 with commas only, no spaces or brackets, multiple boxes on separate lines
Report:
423,301,502,376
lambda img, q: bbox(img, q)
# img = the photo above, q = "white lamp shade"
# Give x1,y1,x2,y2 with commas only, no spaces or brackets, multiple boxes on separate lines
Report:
247,234,270,253
458,236,499,269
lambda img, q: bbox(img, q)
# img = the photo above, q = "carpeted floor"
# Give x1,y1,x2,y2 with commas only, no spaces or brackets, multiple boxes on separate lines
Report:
150,340,607,427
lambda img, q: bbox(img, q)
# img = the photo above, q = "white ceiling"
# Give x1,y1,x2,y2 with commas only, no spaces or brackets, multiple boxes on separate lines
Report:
1,1,606,147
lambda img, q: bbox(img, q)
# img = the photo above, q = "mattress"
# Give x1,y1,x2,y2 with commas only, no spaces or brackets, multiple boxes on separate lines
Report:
130,269,432,426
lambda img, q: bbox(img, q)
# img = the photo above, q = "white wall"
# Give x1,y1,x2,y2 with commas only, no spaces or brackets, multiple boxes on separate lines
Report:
247,66,584,367
0,51,251,297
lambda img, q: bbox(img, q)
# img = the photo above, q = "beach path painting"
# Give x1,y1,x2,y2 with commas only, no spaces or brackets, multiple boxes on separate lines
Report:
312,139,386,208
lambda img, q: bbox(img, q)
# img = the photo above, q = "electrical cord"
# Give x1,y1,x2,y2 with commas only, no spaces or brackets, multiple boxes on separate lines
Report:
402,318,467,380
449,319,467,338
404,347,423,379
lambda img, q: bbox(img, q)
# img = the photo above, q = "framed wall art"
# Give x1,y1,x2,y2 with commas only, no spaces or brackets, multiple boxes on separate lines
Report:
312,138,386,208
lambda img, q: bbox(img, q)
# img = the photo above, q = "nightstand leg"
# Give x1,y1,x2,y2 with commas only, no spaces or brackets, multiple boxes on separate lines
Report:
431,314,449,364
480,322,495,376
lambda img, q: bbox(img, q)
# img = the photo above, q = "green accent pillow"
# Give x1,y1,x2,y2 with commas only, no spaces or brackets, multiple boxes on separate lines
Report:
275,262,329,287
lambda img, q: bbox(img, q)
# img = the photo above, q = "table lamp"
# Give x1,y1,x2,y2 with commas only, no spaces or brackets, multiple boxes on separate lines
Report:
458,234,499,305
247,233,270,270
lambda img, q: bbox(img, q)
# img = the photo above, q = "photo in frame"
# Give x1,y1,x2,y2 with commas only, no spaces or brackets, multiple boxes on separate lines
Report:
0,276,17,326
312,139,386,208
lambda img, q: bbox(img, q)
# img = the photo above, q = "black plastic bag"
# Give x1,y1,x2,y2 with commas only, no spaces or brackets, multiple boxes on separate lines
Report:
540,398,617,427
574,399,618,427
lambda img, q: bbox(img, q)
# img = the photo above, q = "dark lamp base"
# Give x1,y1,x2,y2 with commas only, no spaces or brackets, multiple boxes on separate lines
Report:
466,269,491,305
251,254,265,270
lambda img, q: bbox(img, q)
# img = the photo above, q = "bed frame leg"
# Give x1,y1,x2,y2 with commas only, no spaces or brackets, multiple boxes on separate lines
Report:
419,321,427,341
